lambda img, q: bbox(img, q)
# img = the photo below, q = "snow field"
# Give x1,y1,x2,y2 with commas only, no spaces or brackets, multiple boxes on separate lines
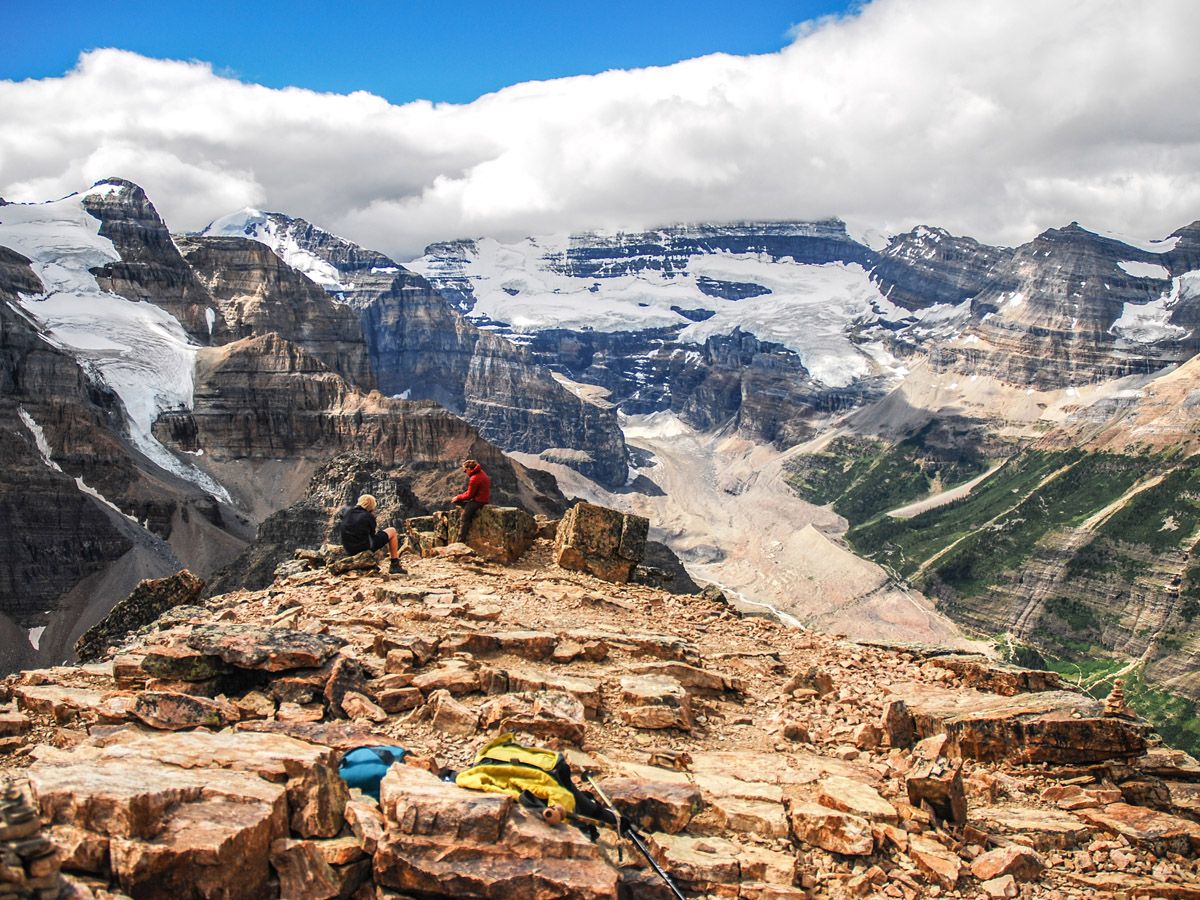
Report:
0,190,231,501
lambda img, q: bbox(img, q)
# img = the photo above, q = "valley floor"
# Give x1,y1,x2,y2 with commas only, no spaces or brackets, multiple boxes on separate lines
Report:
516,413,985,651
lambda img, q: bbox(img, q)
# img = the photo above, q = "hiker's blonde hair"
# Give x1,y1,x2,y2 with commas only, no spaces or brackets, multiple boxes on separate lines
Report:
357,494,377,512
462,458,478,470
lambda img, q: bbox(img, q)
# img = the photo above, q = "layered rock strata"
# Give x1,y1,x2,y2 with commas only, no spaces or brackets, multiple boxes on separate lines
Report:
198,211,630,486
177,235,373,387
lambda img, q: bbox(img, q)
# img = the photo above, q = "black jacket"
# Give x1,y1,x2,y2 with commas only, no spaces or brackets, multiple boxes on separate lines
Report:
340,506,378,554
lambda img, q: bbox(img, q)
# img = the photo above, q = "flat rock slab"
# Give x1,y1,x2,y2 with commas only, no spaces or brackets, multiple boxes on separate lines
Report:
504,667,601,716
131,691,239,730
139,643,230,681
237,719,391,751
1077,802,1200,854
14,684,106,721
971,805,1091,851
625,661,739,695
895,682,1147,764
787,802,873,855
816,775,898,823
598,777,703,834
375,768,619,899
186,624,345,672
924,655,1066,696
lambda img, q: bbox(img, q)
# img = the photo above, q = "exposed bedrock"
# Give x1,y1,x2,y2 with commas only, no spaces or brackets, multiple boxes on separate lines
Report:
152,333,564,517
79,178,221,342
177,235,374,388
359,277,628,486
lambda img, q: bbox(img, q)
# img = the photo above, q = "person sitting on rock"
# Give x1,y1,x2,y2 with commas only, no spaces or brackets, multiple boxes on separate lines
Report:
340,494,404,574
452,459,491,543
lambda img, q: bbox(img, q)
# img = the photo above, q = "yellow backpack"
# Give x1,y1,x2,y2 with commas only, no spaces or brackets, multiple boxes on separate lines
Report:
455,732,577,813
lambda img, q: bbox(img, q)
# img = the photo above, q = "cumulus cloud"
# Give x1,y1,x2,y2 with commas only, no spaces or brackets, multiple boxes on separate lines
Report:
1,0,1198,260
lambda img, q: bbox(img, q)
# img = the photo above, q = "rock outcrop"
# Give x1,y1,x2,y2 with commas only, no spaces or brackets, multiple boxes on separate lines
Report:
80,178,220,342
153,333,563,515
3,538,1197,899
554,501,649,582
75,569,205,663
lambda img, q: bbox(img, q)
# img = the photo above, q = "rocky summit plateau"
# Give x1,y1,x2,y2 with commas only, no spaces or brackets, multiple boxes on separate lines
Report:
2,517,1198,900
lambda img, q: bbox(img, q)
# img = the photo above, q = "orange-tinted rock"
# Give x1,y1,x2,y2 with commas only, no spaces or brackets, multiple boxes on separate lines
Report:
130,691,239,730
906,758,967,826
478,691,587,746
186,624,346,672
270,838,341,900
598,777,703,834
412,660,480,696
554,502,648,583
109,795,282,899
817,776,898,823
925,655,1066,696
1077,802,1200,854
907,835,962,889
340,691,387,723
900,683,1147,764
787,803,873,855
427,689,478,736
619,675,693,731
970,845,1046,882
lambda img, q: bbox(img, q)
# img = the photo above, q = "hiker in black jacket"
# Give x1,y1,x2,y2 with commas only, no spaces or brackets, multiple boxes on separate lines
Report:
340,494,404,574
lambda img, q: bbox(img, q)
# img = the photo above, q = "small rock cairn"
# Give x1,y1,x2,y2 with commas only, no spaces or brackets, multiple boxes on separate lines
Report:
0,778,60,900
1103,678,1135,719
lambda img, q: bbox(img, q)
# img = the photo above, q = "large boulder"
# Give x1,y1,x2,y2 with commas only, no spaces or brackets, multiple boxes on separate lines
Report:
406,506,538,563
75,570,205,662
374,765,619,899
553,502,649,583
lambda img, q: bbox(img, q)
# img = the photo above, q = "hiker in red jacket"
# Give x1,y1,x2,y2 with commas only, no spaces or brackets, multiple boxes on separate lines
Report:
452,458,491,542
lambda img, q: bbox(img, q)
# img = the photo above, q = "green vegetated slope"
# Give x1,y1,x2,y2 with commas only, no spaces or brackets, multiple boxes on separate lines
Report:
788,439,1200,753
783,425,987,525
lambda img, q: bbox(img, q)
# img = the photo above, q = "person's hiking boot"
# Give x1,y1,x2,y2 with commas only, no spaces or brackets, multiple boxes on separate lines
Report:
389,558,406,575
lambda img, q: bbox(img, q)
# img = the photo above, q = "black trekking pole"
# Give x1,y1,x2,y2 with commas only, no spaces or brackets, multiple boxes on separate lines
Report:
585,774,688,900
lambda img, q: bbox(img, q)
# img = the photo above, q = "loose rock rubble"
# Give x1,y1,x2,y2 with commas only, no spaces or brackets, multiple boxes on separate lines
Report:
1,520,1198,899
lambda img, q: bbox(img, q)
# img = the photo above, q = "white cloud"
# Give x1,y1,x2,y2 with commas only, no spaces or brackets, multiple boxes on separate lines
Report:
1,0,1198,260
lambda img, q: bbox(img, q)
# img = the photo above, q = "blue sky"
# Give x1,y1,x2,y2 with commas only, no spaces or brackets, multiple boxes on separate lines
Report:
1,0,854,103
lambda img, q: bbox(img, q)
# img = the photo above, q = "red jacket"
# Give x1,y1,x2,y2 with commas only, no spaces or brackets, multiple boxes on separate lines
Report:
455,464,491,504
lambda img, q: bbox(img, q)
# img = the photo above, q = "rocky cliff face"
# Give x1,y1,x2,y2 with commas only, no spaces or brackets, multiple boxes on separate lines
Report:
935,224,1198,388
0,183,562,678
199,211,630,486
153,332,564,516
0,247,187,673
79,178,220,342
176,235,374,388
870,226,1013,312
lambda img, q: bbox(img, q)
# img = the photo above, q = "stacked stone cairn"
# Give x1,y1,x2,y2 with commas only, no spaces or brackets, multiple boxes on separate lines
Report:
0,778,60,900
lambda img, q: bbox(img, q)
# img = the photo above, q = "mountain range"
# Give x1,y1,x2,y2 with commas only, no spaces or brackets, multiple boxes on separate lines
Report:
3,178,1200,748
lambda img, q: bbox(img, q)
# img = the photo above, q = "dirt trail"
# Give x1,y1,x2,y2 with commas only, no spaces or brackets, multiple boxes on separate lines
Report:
915,460,1080,577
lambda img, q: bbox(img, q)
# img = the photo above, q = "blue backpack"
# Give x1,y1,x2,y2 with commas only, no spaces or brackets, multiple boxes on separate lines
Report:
338,746,408,799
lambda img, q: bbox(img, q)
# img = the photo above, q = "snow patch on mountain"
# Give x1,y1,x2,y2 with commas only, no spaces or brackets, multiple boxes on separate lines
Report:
0,193,231,502
1111,292,1187,344
1080,225,1180,254
202,208,349,292
1118,260,1172,280
410,234,913,387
